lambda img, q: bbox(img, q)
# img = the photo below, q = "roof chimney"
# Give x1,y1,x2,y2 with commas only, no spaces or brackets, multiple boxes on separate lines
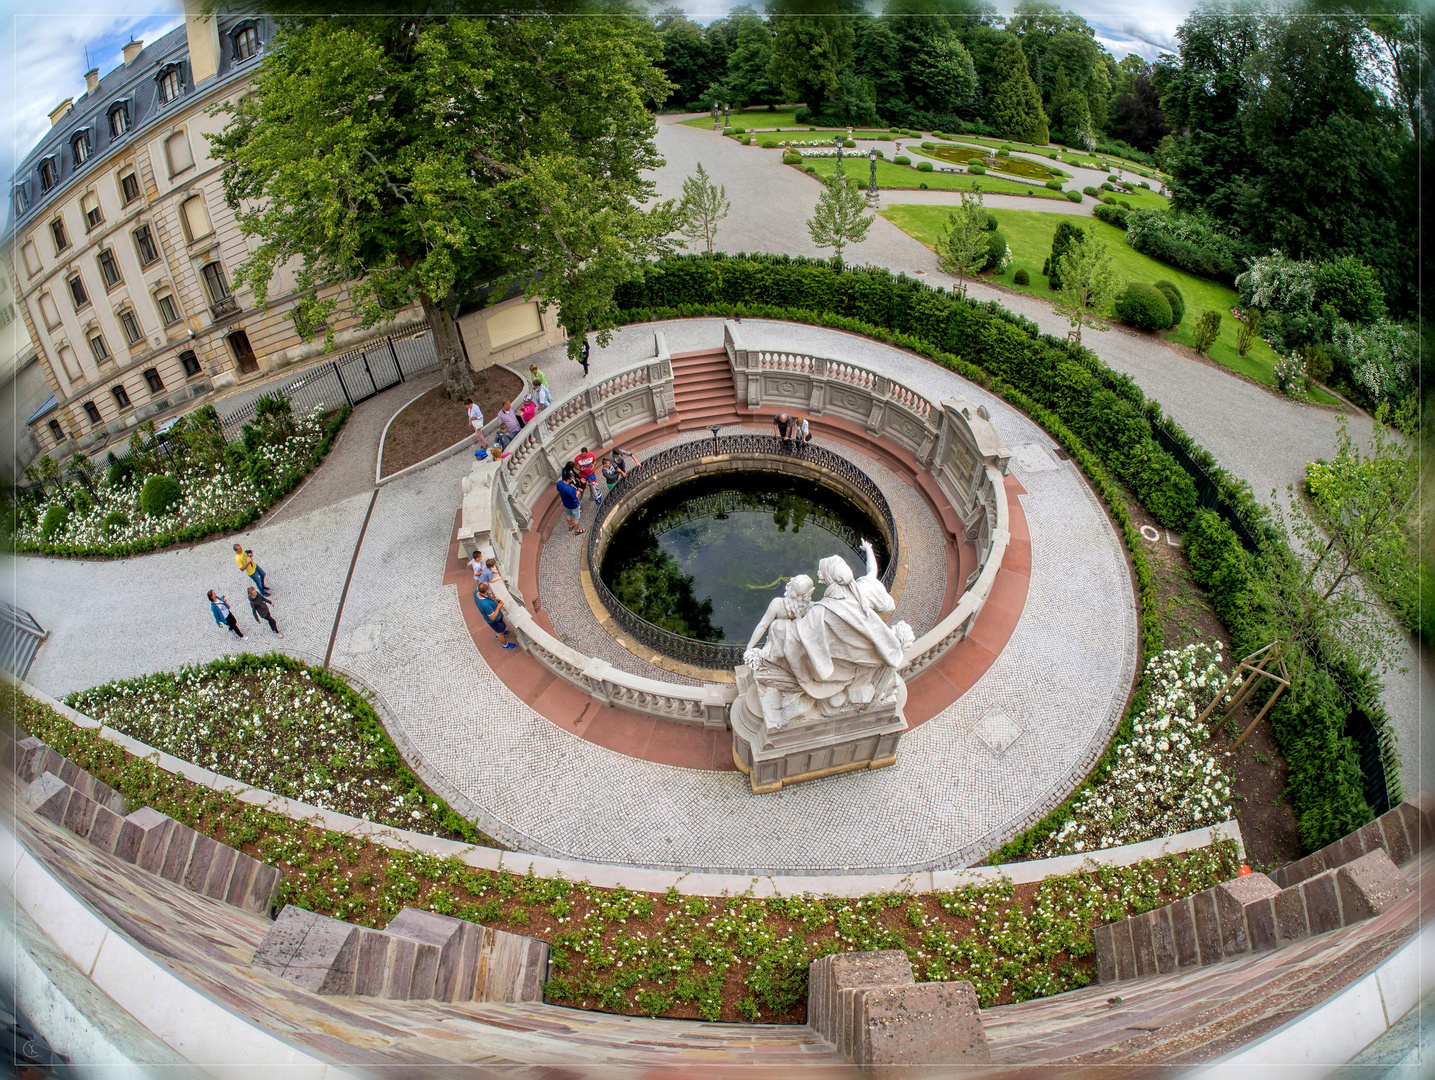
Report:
48,98,74,128
85,68,100,94
123,39,144,65
184,0,220,86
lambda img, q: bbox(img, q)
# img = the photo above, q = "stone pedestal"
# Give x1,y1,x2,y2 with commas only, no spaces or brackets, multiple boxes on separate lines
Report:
458,453,502,558
730,666,906,793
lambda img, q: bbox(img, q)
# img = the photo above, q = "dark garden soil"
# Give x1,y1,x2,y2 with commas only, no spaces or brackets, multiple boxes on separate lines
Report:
380,366,524,476
1121,493,1304,869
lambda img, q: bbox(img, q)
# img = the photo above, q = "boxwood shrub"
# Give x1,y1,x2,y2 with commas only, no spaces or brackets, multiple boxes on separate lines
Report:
917,160,933,172
1014,268,1030,285
1115,282,1174,331
613,253,1389,853
1092,203,1130,229
782,151,802,165
1065,189,1082,202
1154,280,1186,326
140,474,182,517
40,505,69,540
895,155,911,166
1044,179,1063,191
967,163,985,175
1083,186,1100,197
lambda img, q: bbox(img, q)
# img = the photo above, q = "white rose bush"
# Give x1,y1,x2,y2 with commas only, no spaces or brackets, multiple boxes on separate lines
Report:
1041,642,1236,856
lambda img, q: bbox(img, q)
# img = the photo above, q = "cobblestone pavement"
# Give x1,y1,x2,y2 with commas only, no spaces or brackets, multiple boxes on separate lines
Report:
326,328,1135,873
650,118,1430,798
536,425,948,684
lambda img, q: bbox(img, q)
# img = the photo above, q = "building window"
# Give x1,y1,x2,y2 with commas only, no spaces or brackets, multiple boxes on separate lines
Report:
51,218,69,253
83,400,103,425
109,103,129,138
97,248,122,289
233,25,260,62
22,242,41,276
156,291,180,326
179,349,201,378
68,274,89,310
164,131,193,176
112,384,132,410
119,309,143,345
47,419,65,445
181,195,213,242
82,192,103,231
133,224,159,267
120,171,140,204
0,304,12,329
88,332,110,363
158,68,181,104
13,185,28,213
39,160,57,191
202,261,230,304
73,132,90,166
227,330,258,374
38,293,60,329
143,367,165,394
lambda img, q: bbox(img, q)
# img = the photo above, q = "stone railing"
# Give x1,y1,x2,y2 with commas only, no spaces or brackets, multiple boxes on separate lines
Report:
724,321,1011,680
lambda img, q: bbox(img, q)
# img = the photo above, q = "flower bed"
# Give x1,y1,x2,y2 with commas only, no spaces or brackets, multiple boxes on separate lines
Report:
64,653,488,843
8,403,347,557
1034,644,1235,856
6,686,1240,1023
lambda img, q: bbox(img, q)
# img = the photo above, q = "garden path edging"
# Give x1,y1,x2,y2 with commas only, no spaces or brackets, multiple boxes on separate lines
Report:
4,672,1243,898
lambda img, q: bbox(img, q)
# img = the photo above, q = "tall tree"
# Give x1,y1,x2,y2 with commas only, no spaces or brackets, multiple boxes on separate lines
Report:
934,190,990,295
722,7,777,106
873,0,979,123
768,0,860,117
679,164,731,254
1109,74,1170,150
807,160,874,267
657,8,720,108
985,32,1050,143
212,13,679,399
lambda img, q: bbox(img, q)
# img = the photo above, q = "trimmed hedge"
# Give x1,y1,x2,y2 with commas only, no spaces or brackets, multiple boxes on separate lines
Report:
1066,189,1082,202
614,253,1389,854
1154,280,1185,326
1092,203,1129,229
1115,283,1174,332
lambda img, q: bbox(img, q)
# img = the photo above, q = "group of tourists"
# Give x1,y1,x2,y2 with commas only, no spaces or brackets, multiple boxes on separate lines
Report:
464,364,554,457
556,445,640,535
772,411,813,452
208,543,281,639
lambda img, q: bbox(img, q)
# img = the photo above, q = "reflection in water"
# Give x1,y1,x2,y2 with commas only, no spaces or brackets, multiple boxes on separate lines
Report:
600,473,887,643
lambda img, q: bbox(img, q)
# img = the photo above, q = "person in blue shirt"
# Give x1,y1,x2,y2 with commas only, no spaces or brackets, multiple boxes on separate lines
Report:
556,476,584,534
208,590,244,638
475,581,517,649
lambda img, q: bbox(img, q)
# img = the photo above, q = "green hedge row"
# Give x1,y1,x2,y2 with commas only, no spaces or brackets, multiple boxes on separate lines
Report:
15,406,351,559
614,253,1387,852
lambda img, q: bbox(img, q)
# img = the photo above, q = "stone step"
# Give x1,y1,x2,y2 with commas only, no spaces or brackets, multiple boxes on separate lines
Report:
1271,798,1430,890
13,734,126,816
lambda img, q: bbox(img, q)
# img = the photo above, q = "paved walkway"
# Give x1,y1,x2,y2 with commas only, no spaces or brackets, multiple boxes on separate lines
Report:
652,119,1431,799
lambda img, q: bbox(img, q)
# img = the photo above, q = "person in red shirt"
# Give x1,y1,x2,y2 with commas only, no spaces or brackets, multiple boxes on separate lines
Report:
573,447,601,505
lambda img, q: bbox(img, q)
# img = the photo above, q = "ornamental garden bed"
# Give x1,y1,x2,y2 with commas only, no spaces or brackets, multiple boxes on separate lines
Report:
63,653,490,844
5,400,349,558
5,684,1240,1025
800,155,1065,199
380,365,524,477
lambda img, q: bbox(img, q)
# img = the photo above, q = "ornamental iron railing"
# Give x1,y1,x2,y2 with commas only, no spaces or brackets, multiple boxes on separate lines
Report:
585,434,898,670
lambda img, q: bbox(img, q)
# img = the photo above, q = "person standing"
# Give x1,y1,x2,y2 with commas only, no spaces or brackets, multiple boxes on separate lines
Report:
529,363,549,391
532,379,552,410
476,557,501,587
609,447,638,476
799,416,812,448
574,446,601,504
556,475,584,534
475,581,518,649
773,412,794,452
234,544,271,598
519,394,537,425
209,591,244,638
579,338,591,376
248,587,282,637
601,455,622,494
494,401,522,448
464,398,489,450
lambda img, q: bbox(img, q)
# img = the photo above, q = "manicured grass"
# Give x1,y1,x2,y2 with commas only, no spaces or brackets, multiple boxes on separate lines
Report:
879,204,1336,403
684,108,807,130
802,156,1065,199
1098,187,1171,211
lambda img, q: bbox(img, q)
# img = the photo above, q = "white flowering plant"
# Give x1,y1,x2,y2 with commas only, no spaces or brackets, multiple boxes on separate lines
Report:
65,653,484,841
1273,352,1311,400
1037,643,1236,857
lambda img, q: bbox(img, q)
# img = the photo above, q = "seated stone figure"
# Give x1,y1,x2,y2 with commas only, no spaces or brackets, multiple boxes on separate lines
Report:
743,540,914,729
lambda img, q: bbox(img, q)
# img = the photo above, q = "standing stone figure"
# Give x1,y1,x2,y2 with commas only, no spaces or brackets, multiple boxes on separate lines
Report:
743,540,914,729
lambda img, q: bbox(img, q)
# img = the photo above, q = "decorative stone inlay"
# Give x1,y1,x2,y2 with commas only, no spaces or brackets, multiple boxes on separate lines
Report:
1006,441,1061,474
973,711,1022,756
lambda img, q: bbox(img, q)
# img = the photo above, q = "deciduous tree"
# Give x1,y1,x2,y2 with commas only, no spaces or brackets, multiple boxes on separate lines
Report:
679,164,731,254
807,160,873,267
935,190,990,295
1052,233,1118,345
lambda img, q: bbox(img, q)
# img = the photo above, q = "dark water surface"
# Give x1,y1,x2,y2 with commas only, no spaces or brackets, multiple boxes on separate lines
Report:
600,472,887,643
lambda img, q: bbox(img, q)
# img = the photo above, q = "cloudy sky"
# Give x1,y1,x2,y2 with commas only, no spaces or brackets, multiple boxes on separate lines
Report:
2,2,1189,223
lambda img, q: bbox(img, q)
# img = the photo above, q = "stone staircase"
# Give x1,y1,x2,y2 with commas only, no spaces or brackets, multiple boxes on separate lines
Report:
671,349,742,430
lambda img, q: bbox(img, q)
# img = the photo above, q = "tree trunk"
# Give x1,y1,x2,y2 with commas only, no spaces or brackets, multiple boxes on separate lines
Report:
421,292,474,401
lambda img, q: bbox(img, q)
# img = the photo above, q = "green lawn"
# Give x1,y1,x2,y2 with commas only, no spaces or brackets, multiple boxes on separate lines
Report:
802,156,1065,199
1096,187,1171,211
879,204,1336,404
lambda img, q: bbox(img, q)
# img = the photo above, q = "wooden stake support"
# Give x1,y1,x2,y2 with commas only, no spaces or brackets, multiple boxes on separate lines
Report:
1196,641,1291,749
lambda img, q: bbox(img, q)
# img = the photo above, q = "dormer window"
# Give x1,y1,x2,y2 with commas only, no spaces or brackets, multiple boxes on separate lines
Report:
233,24,261,62
39,159,58,191
12,184,28,213
108,101,130,138
72,130,91,166
157,66,182,104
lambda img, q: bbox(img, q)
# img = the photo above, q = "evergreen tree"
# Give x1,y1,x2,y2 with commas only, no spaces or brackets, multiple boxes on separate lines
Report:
986,32,1050,143
807,160,874,267
657,9,719,108
722,8,776,106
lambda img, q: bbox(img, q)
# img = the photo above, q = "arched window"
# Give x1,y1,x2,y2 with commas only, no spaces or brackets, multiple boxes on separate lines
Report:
233,23,261,62
157,65,182,104
38,159,58,191
108,101,130,138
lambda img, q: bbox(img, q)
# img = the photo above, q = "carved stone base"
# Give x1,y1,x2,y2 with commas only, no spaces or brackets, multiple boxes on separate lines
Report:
730,667,906,793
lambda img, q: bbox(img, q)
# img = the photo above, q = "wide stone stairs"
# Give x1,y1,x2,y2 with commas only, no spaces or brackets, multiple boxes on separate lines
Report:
671,349,743,430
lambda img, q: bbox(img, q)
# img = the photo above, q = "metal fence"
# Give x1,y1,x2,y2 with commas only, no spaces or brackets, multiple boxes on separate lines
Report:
0,601,48,681
584,434,899,671
1152,422,1261,552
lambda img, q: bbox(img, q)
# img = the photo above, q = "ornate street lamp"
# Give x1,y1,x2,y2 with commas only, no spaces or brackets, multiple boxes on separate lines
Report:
835,135,844,164
868,146,878,201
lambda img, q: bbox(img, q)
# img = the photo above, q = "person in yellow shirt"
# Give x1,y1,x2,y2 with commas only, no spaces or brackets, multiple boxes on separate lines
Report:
234,543,271,598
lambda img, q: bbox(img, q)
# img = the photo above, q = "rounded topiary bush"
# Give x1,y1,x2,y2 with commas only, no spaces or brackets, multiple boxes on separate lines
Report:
983,211,998,230
1154,280,1185,326
782,151,802,165
106,459,135,488
997,147,1011,156
1066,189,1082,202
732,126,745,135
1107,174,1120,183
1115,282,1174,332
894,155,911,166
917,160,933,172
102,509,129,533
1139,180,1150,189
984,229,1009,271
140,473,183,517
844,138,856,148
921,141,934,149
805,165,817,174
1083,185,1099,197
967,163,985,175
1014,268,1031,286
1045,179,1063,190
760,138,779,149
918,181,929,189
41,504,69,540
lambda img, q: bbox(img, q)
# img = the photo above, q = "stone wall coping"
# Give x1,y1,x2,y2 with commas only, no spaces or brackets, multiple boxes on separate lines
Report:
6,667,1242,896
